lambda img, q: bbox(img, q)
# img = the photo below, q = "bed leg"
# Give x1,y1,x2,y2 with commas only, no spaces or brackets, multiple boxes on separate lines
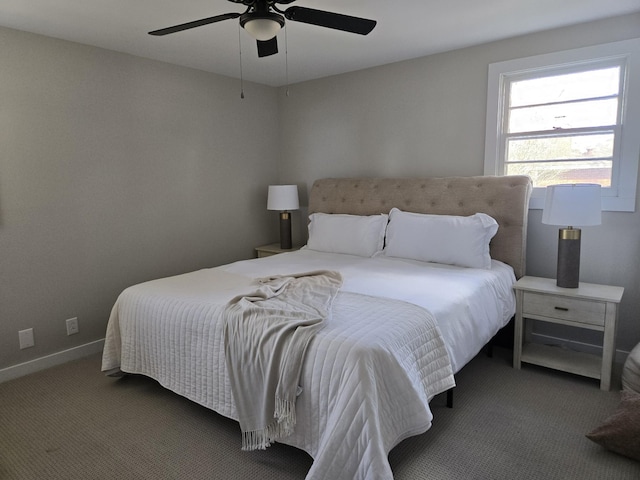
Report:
446,388,454,408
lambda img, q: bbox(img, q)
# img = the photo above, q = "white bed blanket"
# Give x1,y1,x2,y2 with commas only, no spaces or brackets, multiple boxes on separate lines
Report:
102,268,455,480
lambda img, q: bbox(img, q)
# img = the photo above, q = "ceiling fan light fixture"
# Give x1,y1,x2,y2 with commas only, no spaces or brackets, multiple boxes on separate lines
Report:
240,12,285,41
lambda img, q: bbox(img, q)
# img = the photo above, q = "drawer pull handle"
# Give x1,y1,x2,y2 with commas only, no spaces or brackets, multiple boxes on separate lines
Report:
554,306,569,312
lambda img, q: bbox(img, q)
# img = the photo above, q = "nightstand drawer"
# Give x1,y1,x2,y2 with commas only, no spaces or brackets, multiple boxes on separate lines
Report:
522,291,605,327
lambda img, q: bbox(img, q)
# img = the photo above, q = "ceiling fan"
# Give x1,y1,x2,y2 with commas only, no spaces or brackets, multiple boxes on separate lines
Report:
149,0,377,58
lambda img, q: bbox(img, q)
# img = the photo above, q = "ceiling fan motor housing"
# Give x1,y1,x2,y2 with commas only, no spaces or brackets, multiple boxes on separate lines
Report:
239,0,285,41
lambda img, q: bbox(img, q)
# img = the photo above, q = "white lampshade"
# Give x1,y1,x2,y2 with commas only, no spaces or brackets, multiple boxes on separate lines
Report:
267,185,299,211
243,18,282,41
542,184,602,227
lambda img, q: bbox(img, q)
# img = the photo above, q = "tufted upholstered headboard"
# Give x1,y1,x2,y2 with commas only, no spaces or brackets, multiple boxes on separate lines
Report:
308,176,533,279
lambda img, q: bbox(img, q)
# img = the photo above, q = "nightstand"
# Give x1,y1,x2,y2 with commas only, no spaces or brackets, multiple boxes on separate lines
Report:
513,276,624,390
255,243,300,258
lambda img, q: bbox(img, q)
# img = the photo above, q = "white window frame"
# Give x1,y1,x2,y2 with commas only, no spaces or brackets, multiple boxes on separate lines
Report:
484,38,640,211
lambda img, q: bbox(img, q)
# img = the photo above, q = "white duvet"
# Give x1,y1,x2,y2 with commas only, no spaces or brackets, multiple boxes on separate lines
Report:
102,250,515,479
225,249,516,373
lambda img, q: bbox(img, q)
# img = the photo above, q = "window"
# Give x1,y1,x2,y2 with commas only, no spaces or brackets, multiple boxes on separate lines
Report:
485,39,640,211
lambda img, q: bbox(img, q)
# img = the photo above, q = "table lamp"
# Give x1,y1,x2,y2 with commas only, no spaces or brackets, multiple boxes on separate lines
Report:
542,184,602,288
267,185,299,249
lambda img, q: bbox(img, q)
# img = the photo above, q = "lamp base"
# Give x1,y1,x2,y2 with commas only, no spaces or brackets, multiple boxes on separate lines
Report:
556,228,581,288
279,211,292,250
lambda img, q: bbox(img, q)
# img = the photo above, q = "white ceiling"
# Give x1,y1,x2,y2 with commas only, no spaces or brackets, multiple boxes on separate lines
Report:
2,0,640,87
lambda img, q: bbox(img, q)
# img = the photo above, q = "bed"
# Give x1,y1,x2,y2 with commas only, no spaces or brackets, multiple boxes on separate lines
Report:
102,175,532,480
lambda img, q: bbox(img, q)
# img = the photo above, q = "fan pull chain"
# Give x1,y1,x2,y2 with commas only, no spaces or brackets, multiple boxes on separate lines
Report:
284,26,289,97
238,26,245,99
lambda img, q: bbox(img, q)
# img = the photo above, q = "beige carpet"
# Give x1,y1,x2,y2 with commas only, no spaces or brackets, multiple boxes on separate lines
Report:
1,348,638,479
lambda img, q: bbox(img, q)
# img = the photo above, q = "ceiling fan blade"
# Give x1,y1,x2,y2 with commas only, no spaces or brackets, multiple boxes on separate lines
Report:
257,38,279,58
284,7,376,35
149,13,241,36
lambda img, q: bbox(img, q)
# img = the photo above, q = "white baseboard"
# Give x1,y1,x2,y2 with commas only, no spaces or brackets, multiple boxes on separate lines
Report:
0,339,105,384
529,332,629,364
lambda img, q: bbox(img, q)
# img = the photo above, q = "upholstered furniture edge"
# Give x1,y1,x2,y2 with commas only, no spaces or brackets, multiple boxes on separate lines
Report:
308,175,532,278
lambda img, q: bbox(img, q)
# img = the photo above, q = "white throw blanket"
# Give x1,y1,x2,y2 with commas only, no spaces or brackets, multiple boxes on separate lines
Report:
223,270,342,451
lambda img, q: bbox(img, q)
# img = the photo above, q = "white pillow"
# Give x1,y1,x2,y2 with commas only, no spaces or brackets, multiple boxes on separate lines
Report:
306,213,388,257
383,208,499,269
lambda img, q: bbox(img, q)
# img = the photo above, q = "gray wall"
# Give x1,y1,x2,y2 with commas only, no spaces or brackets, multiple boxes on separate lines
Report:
278,14,640,353
0,27,280,369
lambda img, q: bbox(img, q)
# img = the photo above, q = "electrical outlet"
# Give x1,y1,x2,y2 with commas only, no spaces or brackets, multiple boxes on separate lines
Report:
19,328,35,349
66,317,79,336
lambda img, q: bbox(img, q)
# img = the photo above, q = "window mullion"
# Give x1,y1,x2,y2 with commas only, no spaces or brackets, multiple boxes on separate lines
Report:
507,155,614,165
505,125,616,140
510,93,619,111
